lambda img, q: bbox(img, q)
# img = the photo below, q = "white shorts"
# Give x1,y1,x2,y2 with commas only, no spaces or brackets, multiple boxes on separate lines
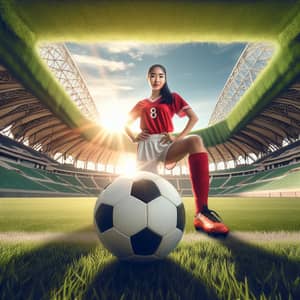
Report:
137,134,176,174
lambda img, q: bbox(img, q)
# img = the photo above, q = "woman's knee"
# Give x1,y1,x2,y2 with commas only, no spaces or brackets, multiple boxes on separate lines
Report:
186,135,206,153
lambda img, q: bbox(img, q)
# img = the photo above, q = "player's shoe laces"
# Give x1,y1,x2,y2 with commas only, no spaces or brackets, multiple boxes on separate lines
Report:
194,206,229,235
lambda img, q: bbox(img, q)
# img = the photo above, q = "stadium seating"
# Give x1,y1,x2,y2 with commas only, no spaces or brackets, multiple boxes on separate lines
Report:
222,174,254,187
93,177,112,189
0,165,51,191
0,135,299,197
77,176,97,188
210,176,229,188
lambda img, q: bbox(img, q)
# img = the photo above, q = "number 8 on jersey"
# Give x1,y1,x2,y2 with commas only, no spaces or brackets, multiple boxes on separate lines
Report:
150,107,157,119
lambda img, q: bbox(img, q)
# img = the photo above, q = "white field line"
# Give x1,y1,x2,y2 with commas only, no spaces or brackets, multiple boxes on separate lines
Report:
182,231,300,243
0,231,300,244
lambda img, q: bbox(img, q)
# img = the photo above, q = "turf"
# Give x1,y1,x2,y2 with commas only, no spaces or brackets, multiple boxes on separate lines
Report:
1,197,300,232
0,240,299,300
1,197,300,299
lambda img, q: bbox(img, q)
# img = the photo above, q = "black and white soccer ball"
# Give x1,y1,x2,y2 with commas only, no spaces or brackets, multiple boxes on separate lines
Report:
94,171,185,262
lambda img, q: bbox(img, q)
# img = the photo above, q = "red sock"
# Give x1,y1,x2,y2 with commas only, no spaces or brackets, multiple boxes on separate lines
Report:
188,152,209,214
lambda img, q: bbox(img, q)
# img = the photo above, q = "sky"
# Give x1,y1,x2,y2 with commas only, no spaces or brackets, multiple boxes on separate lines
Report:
66,42,246,133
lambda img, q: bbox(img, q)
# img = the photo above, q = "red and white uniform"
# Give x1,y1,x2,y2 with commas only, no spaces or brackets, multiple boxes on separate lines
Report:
129,92,191,173
129,92,190,133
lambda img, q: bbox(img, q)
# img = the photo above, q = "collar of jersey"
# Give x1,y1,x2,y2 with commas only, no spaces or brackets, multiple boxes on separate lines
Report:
147,95,162,103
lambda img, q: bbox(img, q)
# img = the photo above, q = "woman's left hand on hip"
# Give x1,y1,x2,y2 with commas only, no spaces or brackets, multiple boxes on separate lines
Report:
160,132,175,144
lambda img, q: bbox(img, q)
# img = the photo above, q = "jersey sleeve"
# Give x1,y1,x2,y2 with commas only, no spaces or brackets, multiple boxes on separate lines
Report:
128,101,143,120
172,93,191,117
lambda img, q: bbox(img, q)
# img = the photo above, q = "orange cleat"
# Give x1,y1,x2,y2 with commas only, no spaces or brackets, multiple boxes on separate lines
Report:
194,206,229,236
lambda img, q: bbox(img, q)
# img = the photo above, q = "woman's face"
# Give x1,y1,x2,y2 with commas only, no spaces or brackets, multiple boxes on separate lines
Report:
148,66,166,91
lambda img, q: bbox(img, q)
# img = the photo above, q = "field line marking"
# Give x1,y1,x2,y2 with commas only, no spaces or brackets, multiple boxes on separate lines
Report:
1,231,300,243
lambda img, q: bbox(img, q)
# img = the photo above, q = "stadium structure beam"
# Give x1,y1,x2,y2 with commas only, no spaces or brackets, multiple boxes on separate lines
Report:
24,121,64,143
71,141,96,161
0,100,37,116
94,146,110,167
212,144,227,166
224,140,245,157
16,116,59,139
207,148,217,169
38,127,74,144
276,97,300,109
37,128,74,149
252,118,287,140
231,134,262,153
11,109,51,126
86,145,107,164
55,140,87,161
261,111,300,129
240,129,270,149
209,42,275,125
258,115,293,138
245,125,282,147
48,135,84,154
75,142,106,163
38,43,99,122
220,142,237,164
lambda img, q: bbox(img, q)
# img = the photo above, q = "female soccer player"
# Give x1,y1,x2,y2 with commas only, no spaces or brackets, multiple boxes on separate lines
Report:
125,64,229,235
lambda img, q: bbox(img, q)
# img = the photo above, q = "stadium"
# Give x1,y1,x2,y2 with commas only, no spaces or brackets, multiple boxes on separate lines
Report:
0,1,300,299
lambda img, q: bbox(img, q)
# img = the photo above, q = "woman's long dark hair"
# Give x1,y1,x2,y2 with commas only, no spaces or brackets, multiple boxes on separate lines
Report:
148,64,173,105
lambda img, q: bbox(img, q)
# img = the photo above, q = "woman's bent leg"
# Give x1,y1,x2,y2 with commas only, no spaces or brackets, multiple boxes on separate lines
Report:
165,135,229,235
165,135,209,213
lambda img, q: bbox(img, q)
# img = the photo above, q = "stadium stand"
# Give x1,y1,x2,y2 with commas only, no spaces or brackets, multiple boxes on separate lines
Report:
0,134,300,197
210,176,229,188
1,135,300,197
0,134,57,166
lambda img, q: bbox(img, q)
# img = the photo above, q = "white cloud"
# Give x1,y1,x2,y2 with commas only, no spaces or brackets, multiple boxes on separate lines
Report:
72,54,135,72
84,77,135,94
83,77,137,115
102,42,141,54
213,42,245,55
99,42,180,60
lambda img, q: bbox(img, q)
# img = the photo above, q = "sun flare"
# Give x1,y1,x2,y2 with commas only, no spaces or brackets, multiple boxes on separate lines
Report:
98,101,140,133
98,103,127,133
118,155,137,177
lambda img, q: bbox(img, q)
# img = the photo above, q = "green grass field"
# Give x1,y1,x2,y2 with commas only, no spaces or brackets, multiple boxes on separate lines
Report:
0,197,300,299
0,197,300,232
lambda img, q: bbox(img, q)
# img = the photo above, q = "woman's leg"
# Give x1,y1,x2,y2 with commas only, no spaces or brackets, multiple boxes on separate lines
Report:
165,135,209,213
165,135,206,162
165,135,229,235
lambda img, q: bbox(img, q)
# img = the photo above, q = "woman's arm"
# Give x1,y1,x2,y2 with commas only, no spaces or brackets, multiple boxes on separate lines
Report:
176,108,199,140
124,118,149,143
124,118,137,143
160,108,199,144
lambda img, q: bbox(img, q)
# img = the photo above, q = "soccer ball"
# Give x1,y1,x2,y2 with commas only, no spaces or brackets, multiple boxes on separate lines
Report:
94,171,185,262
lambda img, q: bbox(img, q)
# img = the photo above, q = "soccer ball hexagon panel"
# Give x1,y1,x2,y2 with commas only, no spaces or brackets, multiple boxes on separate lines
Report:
94,171,185,261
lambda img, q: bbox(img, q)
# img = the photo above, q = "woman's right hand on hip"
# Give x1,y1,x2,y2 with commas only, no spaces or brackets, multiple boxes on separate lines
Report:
134,130,150,142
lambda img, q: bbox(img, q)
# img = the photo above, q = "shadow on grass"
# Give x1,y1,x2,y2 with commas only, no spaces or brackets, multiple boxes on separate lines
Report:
83,258,218,300
0,226,96,300
0,227,218,300
218,234,300,299
3,227,300,299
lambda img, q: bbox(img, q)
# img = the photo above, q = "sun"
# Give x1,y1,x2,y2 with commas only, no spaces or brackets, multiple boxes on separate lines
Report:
98,101,128,133
100,107,127,133
98,101,140,133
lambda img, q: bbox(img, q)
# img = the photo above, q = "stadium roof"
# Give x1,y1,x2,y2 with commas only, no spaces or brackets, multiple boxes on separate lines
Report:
0,0,300,167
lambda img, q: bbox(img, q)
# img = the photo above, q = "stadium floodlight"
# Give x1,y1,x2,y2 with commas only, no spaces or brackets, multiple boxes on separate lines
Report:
209,43,275,125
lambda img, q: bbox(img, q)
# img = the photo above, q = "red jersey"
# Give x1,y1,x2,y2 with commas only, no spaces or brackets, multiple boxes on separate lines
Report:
129,92,190,134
